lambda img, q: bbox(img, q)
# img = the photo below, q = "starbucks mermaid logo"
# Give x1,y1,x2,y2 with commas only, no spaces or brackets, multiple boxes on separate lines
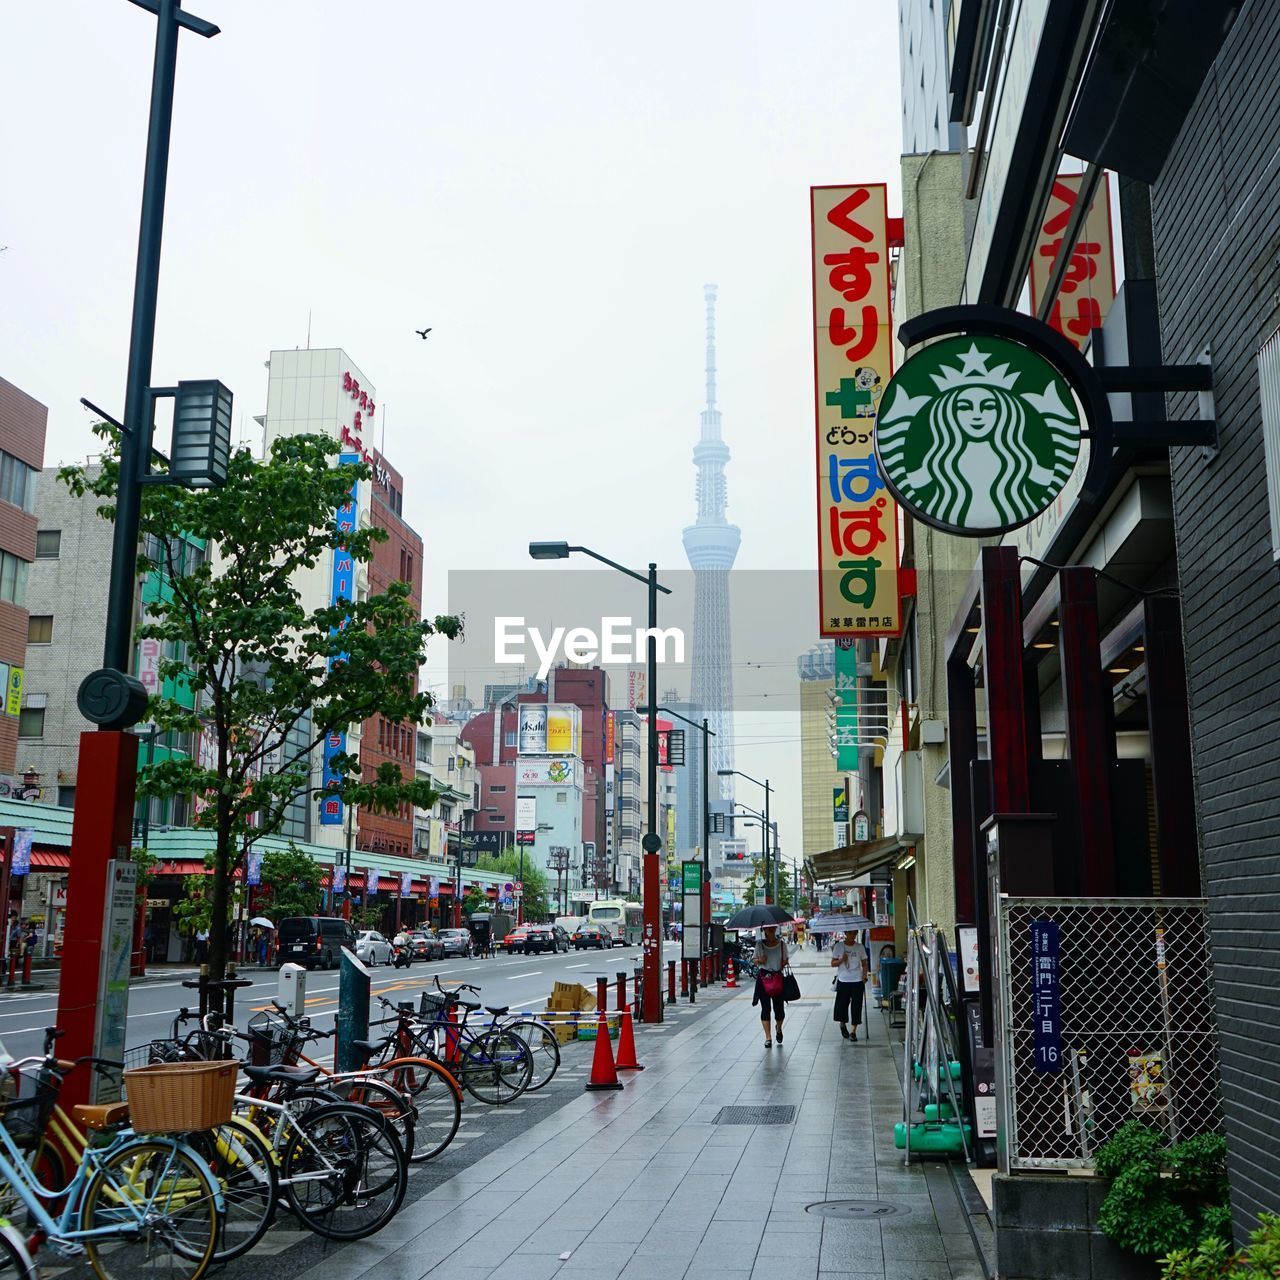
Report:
874,335,1082,535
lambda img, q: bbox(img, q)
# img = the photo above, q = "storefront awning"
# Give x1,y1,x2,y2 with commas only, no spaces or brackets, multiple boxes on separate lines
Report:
806,834,919,886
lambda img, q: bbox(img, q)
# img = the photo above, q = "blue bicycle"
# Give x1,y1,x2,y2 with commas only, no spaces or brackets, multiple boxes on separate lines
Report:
0,1035,224,1280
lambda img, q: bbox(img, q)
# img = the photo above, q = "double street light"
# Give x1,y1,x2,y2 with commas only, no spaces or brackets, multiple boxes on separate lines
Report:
719,769,773,904
529,541,671,1025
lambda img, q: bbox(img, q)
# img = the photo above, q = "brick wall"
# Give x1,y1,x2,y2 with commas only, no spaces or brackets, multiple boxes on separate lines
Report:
1153,0,1280,1233
358,457,424,858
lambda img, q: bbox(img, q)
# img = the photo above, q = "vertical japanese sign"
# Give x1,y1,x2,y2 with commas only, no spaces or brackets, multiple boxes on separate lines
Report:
812,184,901,637
1028,173,1116,350
93,861,138,1104
366,868,381,896
321,453,360,826
515,795,537,846
1030,919,1061,1073
5,666,24,717
10,829,32,877
833,639,859,770
333,864,346,894
832,786,848,825
246,852,262,887
603,711,616,765
400,871,413,898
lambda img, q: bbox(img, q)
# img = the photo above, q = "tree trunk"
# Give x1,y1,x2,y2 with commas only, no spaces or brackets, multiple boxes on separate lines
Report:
207,803,233,1016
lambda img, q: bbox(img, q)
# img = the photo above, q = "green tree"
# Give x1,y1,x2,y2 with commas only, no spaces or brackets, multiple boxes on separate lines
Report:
255,845,323,921
742,858,794,910
61,432,459,1007
473,850,549,921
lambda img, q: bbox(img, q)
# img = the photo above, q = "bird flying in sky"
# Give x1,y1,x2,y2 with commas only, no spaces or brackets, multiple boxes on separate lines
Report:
415,327,432,340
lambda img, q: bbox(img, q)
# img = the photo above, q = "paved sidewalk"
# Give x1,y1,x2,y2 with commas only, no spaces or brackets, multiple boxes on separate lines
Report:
297,967,985,1280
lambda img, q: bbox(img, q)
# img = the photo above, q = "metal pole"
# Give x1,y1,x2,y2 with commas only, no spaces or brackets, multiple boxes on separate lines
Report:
518,843,524,925
702,717,710,956
642,563,661,1024
764,779,772,905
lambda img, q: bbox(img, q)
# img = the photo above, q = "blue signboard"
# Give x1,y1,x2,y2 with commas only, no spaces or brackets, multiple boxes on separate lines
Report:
333,864,346,894
10,829,32,878
1031,919,1061,1073
246,852,262,887
321,453,360,826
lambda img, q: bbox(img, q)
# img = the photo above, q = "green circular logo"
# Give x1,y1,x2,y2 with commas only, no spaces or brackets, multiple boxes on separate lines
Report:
874,335,1082,536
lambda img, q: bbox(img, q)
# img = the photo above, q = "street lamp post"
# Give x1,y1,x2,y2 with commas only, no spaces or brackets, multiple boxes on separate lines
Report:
721,769,771,903
530,541,671,1024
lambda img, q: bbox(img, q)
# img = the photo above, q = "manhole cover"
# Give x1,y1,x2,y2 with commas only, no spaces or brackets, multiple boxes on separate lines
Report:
805,1200,910,1219
712,1105,797,1126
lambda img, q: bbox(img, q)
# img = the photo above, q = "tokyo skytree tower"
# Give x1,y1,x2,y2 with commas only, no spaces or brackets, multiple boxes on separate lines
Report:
682,284,740,797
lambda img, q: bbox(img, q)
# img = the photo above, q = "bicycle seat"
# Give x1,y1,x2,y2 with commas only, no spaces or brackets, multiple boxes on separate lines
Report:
484,1006,509,1017
72,1102,130,1131
460,1000,481,1012
350,1039,386,1057
242,1063,321,1088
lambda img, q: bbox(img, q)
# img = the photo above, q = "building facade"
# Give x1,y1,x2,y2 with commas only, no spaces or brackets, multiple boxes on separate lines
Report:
0,377,45,781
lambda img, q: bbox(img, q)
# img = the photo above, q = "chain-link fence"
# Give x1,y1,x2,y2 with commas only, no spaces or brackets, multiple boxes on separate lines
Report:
996,897,1222,1170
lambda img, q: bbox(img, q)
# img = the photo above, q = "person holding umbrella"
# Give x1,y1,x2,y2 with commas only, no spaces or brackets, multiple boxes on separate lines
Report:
831,928,868,1041
725,903,795,1048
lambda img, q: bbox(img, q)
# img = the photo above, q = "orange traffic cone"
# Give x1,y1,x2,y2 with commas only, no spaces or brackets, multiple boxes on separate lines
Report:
584,1008,624,1091
615,1006,644,1072
725,958,738,988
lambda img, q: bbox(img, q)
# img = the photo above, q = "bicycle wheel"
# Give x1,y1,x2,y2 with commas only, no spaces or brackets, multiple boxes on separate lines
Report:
0,1138,66,1226
280,1103,407,1241
367,1058,461,1161
327,1077,417,1163
507,1019,561,1092
184,1118,277,1263
0,1220,35,1280
457,1028,533,1105
80,1139,219,1280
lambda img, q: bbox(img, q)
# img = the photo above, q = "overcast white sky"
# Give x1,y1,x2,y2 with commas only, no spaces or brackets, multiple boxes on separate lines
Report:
1,1,905,864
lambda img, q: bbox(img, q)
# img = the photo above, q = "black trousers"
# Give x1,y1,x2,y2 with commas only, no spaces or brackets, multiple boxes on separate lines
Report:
754,976,785,1024
833,981,865,1026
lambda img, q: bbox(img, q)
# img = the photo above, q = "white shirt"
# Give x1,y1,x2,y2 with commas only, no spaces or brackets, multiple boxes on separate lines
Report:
755,940,786,971
832,939,867,983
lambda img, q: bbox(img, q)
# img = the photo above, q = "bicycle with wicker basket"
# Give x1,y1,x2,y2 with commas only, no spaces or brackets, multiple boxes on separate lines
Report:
0,1027,226,1280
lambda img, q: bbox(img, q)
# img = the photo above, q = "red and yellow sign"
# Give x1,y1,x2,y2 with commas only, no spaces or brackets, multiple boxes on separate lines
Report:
1028,173,1117,351
811,184,901,637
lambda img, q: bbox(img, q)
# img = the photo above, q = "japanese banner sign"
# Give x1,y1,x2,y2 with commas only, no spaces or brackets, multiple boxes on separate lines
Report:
1028,173,1116,351
321,452,360,827
1031,919,1062,1073
332,864,346,894
246,852,262,887
812,184,901,637
833,639,859,771
400,872,413,898
366,868,382,895
11,829,32,878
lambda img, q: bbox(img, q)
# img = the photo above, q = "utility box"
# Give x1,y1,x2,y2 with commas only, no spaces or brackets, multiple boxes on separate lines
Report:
279,963,307,1017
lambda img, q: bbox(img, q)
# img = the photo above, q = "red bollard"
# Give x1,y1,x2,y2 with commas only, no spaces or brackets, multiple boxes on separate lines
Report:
615,971,627,1012
680,958,688,996
667,959,676,1005
596,976,608,1015
6,952,15,988
20,950,32,987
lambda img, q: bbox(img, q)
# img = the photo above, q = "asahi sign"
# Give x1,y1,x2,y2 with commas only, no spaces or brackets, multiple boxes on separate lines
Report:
876,318,1091,538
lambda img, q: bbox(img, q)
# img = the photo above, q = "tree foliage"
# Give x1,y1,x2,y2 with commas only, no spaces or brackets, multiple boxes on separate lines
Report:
743,857,794,910
60,431,459,1004
473,850,549,922
255,845,323,922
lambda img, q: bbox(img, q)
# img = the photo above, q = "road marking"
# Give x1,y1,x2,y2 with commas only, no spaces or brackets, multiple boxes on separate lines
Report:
565,963,590,969
509,971,542,980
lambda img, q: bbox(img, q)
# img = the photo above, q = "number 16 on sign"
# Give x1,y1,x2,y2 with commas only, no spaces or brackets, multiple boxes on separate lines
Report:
1031,919,1061,1073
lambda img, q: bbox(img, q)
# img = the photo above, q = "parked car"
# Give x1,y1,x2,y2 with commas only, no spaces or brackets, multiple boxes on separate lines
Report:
410,930,445,961
355,930,392,966
501,925,531,953
436,928,472,958
572,922,611,950
520,925,570,954
278,916,358,970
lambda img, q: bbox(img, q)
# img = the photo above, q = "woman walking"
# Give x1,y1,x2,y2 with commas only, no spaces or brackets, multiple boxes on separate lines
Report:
831,928,868,1041
752,924,789,1047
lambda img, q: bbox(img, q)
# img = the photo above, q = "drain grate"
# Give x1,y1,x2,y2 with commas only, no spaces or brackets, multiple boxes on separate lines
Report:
712,1105,796,1126
805,1200,911,1219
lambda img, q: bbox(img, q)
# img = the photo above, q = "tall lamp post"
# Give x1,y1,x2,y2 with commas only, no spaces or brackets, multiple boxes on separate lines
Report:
721,769,772,903
57,0,229,1110
735,803,778,906
530,541,671,1024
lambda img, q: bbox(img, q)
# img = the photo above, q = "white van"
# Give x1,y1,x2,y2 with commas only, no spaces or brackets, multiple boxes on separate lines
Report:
555,915,588,938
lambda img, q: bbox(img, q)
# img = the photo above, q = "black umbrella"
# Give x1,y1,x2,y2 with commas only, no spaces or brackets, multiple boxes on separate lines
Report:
725,904,793,929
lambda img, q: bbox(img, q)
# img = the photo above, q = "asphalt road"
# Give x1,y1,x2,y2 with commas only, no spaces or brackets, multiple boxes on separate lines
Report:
0,941,675,1063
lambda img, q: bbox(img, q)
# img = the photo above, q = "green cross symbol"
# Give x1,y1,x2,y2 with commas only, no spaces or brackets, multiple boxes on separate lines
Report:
825,378,874,419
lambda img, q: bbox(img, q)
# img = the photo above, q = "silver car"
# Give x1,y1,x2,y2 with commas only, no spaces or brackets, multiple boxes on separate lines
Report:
355,930,392,966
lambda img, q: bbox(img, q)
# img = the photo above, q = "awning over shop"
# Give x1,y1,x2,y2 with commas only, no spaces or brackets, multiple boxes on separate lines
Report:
806,834,920,886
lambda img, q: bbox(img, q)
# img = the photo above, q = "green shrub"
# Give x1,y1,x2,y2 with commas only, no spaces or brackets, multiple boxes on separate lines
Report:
1094,1122,1230,1259
1161,1212,1280,1279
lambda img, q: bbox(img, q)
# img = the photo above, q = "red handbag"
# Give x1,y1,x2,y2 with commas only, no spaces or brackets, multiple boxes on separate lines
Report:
761,970,784,998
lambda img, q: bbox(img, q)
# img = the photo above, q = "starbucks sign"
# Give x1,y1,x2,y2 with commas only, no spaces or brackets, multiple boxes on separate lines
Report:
875,334,1084,537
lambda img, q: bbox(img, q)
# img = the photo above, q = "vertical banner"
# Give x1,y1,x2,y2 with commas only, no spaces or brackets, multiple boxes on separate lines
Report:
10,829,32,878
400,871,413,898
366,867,381,896
93,861,138,1104
246,852,262,887
5,666,24,717
1028,173,1116,351
321,451,361,827
333,863,346,894
812,184,901,637
833,639,859,770
603,711,616,765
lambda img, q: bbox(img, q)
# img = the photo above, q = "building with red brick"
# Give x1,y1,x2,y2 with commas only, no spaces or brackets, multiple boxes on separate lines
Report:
358,452,423,859
0,376,47,779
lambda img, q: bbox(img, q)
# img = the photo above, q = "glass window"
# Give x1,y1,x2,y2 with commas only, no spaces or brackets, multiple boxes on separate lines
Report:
57,785,75,808
504,731,516,748
489,783,507,792
0,552,28,607
17,706,44,738
0,452,36,513
27,615,52,644
35,530,60,558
